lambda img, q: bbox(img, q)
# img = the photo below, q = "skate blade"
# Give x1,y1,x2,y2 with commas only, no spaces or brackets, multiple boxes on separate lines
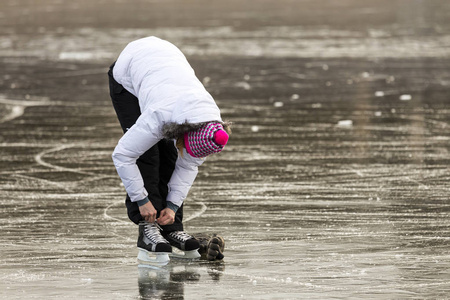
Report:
137,248,170,266
169,248,201,260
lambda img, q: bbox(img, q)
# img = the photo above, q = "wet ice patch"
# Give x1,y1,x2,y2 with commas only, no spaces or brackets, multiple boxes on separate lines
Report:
234,82,251,90
81,278,93,285
58,51,111,61
386,76,396,83
290,94,300,101
399,94,412,101
274,102,284,108
433,136,450,140
337,120,353,127
59,52,95,60
202,76,211,86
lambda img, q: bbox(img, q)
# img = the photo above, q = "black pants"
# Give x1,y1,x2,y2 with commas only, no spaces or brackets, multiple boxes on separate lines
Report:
108,63,183,231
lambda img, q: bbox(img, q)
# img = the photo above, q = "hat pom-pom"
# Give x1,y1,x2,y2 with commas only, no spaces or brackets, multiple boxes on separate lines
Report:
214,130,229,146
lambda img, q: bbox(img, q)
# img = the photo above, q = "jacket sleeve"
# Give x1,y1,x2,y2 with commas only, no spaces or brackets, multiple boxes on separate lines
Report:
111,109,163,202
166,148,206,207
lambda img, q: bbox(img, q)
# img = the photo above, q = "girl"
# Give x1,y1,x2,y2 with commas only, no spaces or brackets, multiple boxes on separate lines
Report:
108,36,230,264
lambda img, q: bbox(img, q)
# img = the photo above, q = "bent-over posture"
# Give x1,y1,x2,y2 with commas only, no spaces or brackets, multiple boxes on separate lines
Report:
108,36,230,264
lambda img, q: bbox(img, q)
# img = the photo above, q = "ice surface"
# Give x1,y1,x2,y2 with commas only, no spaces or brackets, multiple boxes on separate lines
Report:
1,0,450,299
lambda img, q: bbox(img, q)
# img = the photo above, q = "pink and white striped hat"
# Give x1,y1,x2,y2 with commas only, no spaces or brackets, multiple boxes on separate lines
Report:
184,122,229,158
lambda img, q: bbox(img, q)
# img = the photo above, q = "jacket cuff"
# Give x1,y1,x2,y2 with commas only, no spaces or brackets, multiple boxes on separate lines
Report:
136,197,150,207
166,201,179,213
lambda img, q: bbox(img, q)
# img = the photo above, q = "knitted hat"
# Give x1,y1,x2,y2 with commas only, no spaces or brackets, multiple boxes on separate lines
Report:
184,122,229,158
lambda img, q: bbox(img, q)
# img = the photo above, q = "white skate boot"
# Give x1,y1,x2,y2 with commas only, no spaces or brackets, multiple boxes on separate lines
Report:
163,231,201,260
137,222,172,266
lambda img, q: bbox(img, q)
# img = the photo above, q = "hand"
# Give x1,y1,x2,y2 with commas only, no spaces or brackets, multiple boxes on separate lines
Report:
157,208,175,226
139,202,157,223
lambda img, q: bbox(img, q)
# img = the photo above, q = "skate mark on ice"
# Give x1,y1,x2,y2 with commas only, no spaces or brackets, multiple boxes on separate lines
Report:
103,201,129,225
0,93,96,125
401,176,430,190
13,174,74,193
229,240,278,250
348,167,364,177
35,144,98,176
41,68,107,79
0,95,54,123
213,269,332,290
1,142,117,194
346,166,430,191
0,105,24,123
34,144,115,180
103,201,134,242
22,192,120,200
183,201,207,223
0,142,61,148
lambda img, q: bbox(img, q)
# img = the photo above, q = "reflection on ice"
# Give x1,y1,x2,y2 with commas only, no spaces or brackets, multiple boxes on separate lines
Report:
2,25,450,62
137,262,224,299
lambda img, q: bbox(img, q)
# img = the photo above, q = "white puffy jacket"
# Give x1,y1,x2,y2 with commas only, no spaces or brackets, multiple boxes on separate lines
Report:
111,36,222,207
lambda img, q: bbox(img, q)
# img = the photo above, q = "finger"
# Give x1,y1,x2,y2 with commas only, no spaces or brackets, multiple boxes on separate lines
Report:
207,249,219,261
146,214,155,223
159,216,174,226
210,237,220,244
210,236,225,252
162,214,175,225
209,243,221,251
157,215,168,225
208,248,219,256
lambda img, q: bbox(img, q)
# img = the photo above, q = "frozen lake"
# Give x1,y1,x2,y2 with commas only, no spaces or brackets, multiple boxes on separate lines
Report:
1,0,449,299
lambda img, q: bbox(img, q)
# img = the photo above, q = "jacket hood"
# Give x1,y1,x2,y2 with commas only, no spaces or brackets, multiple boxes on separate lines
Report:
170,91,222,124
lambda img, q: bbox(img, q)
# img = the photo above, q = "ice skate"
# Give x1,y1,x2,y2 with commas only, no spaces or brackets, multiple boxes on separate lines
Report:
163,231,201,260
137,222,172,266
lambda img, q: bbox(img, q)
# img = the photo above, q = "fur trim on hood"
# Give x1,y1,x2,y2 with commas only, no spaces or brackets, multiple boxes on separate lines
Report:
162,121,232,139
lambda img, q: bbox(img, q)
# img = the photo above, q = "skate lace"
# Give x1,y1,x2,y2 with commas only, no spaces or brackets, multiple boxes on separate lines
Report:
143,223,167,244
169,231,192,242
